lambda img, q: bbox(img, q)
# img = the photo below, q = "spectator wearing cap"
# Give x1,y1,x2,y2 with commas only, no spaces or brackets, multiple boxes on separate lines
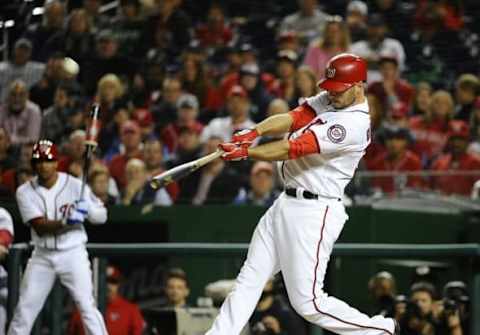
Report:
278,0,330,46
271,51,299,106
151,77,184,131
195,3,233,50
367,271,396,318
0,38,45,102
409,90,455,167
345,1,368,43
0,80,41,146
191,136,243,205
234,162,279,206
68,265,145,335
64,9,96,67
277,31,302,56
161,94,203,154
431,121,480,196
109,120,144,191
30,52,67,110
23,0,66,62
368,56,415,115
57,130,87,178
41,83,83,145
367,126,423,194
454,74,480,122
350,14,406,84
110,0,146,58
412,82,433,116
200,85,255,143
383,102,410,129
303,16,351,79
122,158,172,206
81,29,137,95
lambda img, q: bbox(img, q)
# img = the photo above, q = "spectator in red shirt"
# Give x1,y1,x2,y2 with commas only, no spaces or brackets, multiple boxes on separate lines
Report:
409,90,455,167
58,130,86,178
431,121,480,196
195,3,233,49
132,108,155,141
412,82,432,116
109,120,143,191
368,127,423,195
68,266,145,335
368,56,415,116
161,94,203,154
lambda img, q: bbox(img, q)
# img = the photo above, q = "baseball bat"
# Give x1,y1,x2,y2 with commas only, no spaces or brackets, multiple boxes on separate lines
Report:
150,149,223,189
80,103,101,199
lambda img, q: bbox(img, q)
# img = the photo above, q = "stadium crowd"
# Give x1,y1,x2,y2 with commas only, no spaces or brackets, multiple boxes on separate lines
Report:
0,0,479,205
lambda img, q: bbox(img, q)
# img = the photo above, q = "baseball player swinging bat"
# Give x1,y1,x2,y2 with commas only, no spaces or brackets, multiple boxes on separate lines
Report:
80,103,100,199
150,149,223,189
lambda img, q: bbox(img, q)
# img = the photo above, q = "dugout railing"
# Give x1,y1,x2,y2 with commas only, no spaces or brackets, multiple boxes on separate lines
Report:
6,243,480,335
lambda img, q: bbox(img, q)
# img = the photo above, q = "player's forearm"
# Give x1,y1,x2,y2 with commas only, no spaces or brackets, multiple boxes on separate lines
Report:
248,139,290,161
31,218,65,236
255,114,294,137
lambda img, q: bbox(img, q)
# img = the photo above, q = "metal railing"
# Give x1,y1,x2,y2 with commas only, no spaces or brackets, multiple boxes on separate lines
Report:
5,243,480,335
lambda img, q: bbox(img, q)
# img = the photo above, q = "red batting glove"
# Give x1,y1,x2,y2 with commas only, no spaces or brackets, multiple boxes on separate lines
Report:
219,143,249,161
231,129,259,147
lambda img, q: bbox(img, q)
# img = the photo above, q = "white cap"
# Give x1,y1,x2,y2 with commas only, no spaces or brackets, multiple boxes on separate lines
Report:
347,0,368,16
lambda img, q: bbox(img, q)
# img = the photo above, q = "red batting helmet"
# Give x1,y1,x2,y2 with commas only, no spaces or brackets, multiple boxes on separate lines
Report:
318,53,367,92
31,140,58,163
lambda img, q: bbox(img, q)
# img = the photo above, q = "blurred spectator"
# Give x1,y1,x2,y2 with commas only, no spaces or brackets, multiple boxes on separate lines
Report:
350,14,406,84
0,39,45,102
267,99,289,118
412,82,432,116
111,0,146,58
410,90,454,167
180,55,209,107
272,51,299,107
363,94,386,168
30,52,66,110
303,16,351,79
0,128,15,174
384,102,410,129
161,94,203,154
442,281,470,334
99,106,130,161
195,3,233,50
151,77,183,131
89,169,118,206
0,208,14,332
431,121,480,197
368,56,415,115
370,0,411,41
367,127,423,194
132,108,155,141
121,158,172,206
82,30,137,95
468,97,480,156
250,278,307,335
41,83,83,144
368,271,396,318
109,120,144,191
277,31,302,56
163,268,190,308
64,9,96,66
144,0,192,58
68,265,145,335
23,0,66,62
58,130,86,178
399,282,437,335
96,73,126,126
278,0,330,46
200,85,255,143
454,74,480,121
238,63,273,121
295,66,318,102
234,162,279,206
82,0,109,32
1,142,34,192
0,80,41,146
191,137,243,205
345,1,368,43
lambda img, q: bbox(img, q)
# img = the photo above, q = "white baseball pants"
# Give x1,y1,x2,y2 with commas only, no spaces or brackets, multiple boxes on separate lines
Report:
8,245,107,335
206,193,395,335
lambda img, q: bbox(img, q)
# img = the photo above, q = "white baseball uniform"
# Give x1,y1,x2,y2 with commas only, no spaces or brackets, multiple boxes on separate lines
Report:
8,172,108,335
0,208,14,334
206,92,395,335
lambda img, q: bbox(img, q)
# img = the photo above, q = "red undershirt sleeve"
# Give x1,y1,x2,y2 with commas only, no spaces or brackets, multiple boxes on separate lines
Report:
0,230,13,248
288,131,320,159
288,103,316,132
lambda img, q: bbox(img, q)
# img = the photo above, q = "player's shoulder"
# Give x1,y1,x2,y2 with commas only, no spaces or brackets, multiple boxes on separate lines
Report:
16,178,36,195
304,91,331,114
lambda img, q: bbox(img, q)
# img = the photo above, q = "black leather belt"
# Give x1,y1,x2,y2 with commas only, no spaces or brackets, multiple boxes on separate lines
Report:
285,188,318,200
285,188,341,201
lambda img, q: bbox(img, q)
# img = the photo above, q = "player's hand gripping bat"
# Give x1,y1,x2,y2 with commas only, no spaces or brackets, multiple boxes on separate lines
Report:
80,103,100,199
150,149,224,189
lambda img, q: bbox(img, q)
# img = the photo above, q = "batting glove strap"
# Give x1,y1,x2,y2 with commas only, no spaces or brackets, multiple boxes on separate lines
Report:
231,129,259,147
219,143,249,161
